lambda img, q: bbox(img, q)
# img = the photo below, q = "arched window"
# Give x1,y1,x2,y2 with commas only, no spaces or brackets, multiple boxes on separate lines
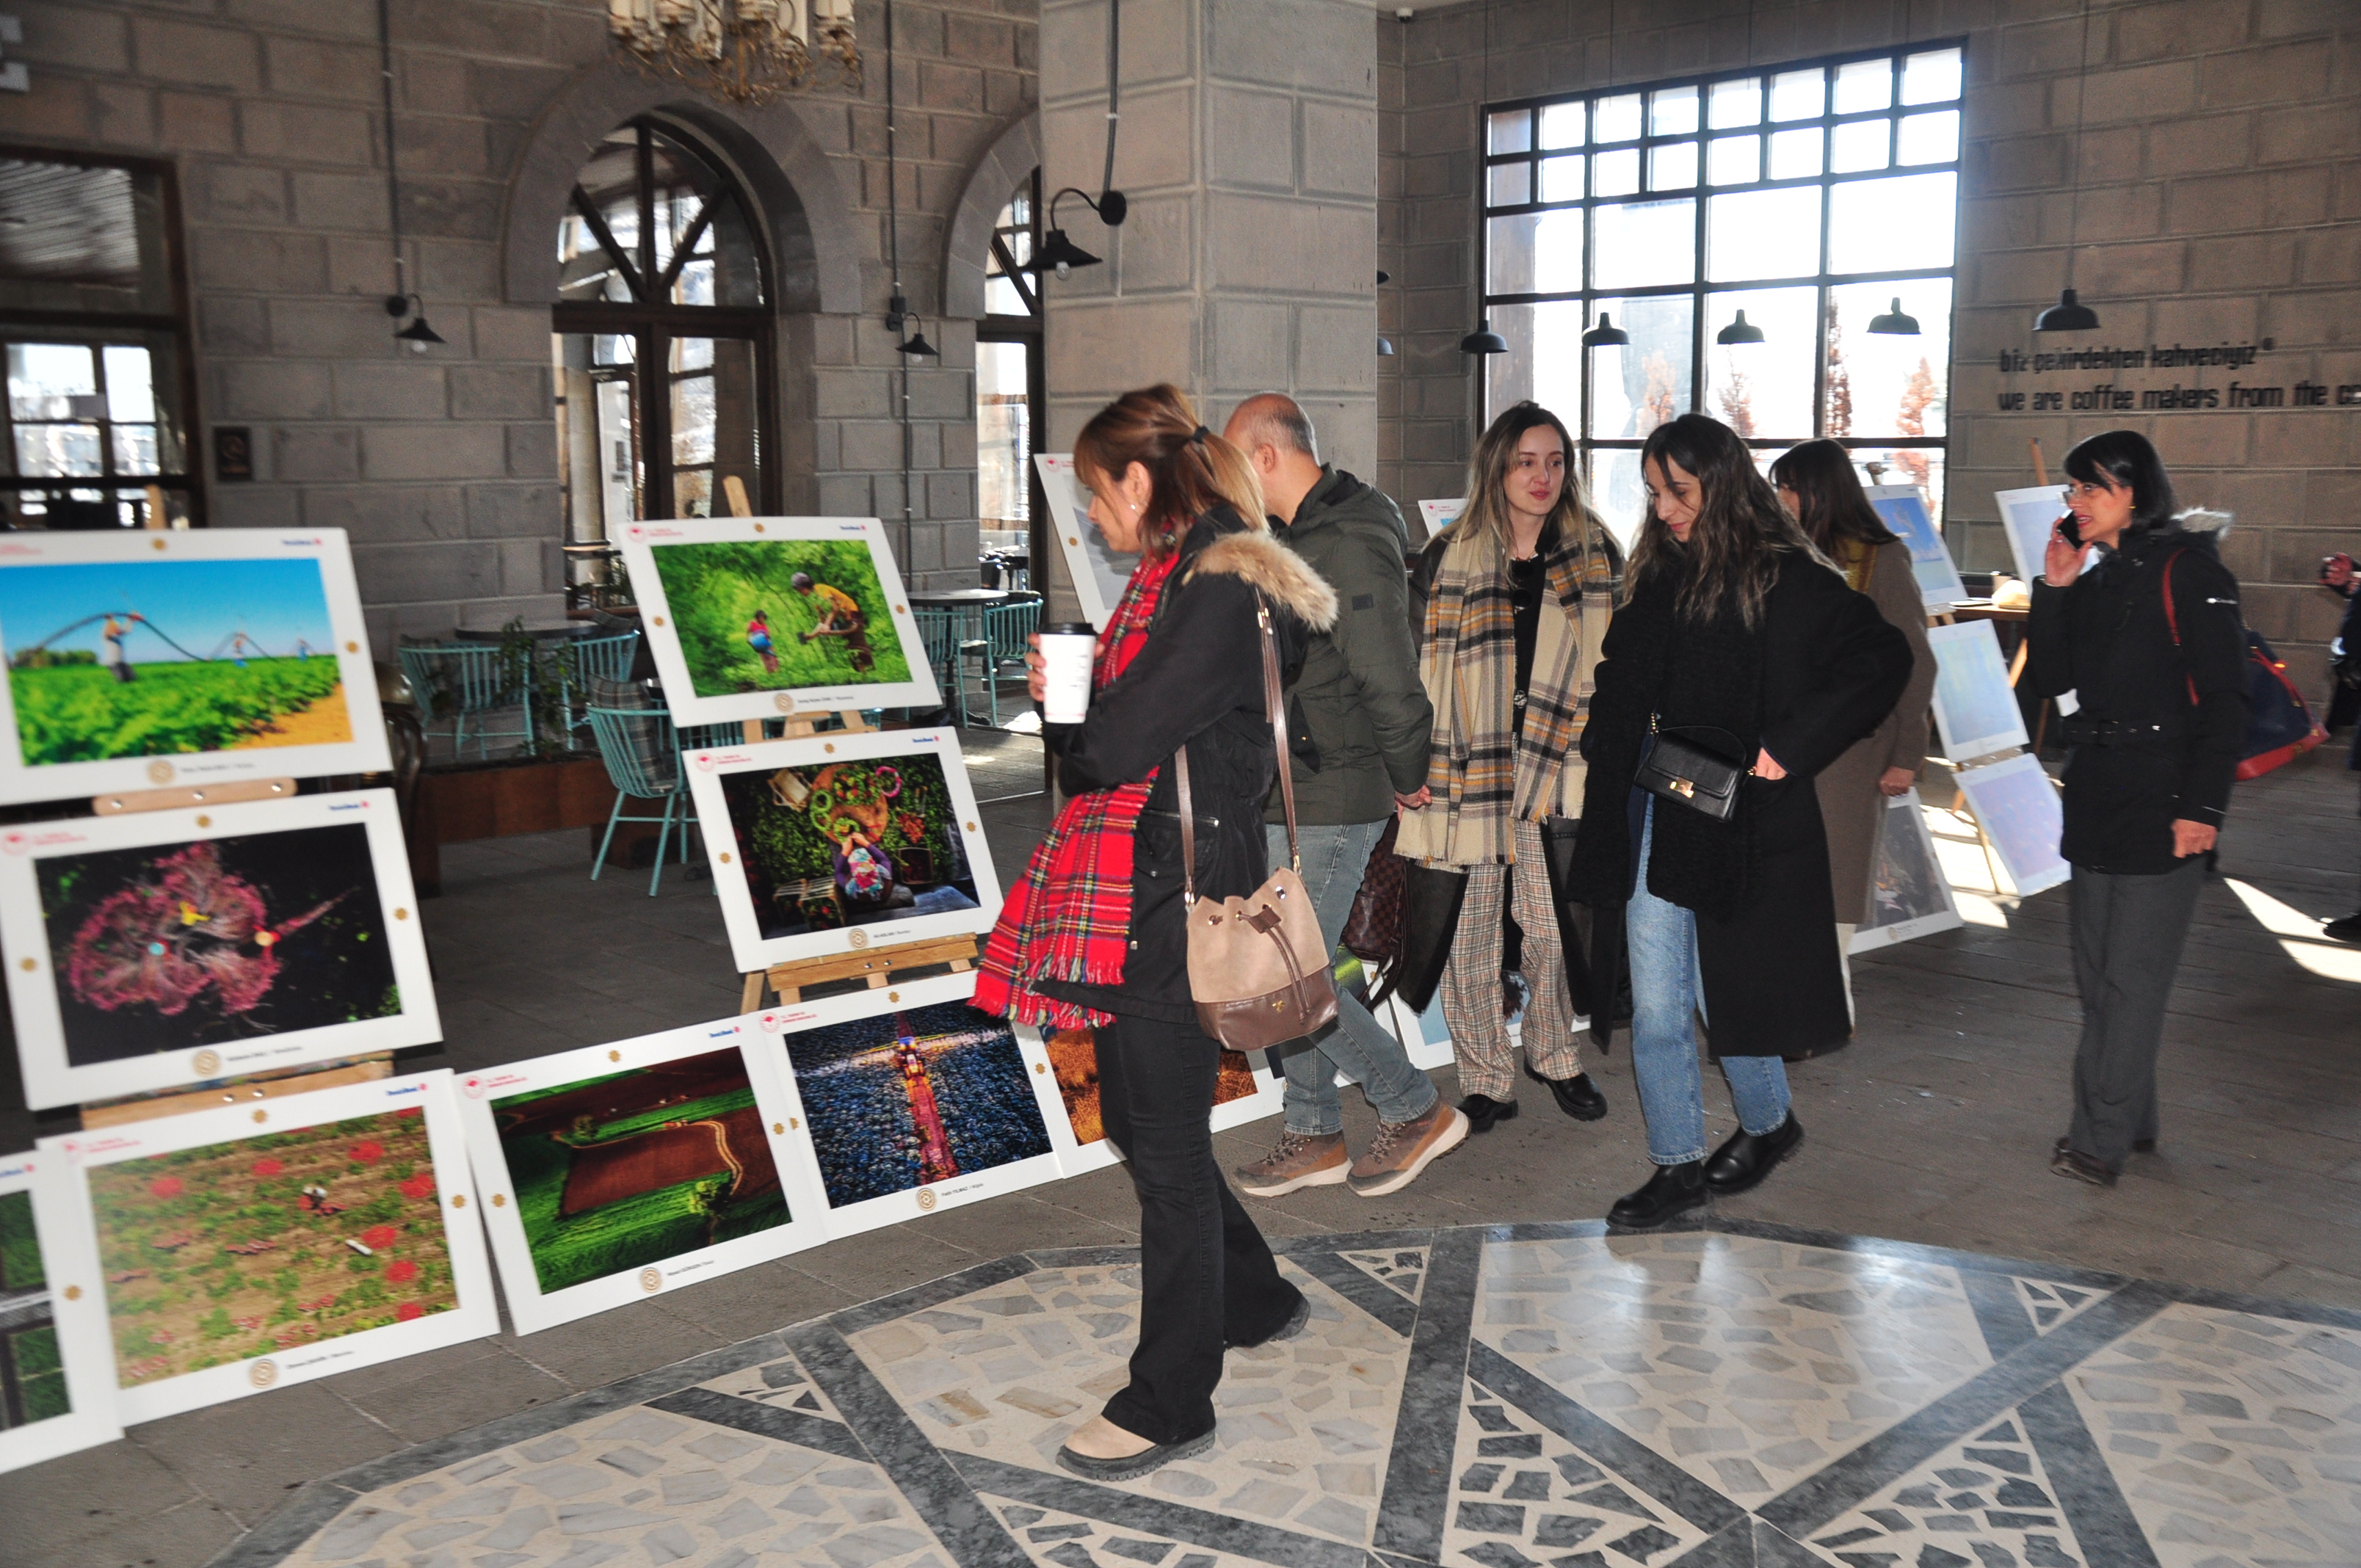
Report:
977,170,1040,571
552,121,775,603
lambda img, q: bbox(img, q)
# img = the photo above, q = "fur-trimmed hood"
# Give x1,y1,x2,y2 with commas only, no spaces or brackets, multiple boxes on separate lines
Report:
1184,529,1339,632
2172,507,2233,536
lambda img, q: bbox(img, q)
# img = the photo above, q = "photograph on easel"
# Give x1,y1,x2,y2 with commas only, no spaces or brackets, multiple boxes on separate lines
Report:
0,530,388,805
1864,485,1967,611
1926,620,2031,761
0,790,440,1111
1954,752,2071,898
685,728,999,975
1849,789,1964,952
615,516,940,725
0,1151,123,1474
35,1073,497,1426
748,973,1065,1235
1043,1028,1283,1177
1034,453,1136,631
454,1020,828,1335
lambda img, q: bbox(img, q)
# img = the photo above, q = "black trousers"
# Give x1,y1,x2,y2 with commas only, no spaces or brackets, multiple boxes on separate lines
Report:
2067,857,2205,1172
1096,1013,1302,1444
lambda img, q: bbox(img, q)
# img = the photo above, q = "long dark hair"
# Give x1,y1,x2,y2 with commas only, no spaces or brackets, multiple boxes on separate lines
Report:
1768,439,1896,556
1073,383,1264,562
1448,402,1611,571
2063,429,2177,534
1629,413,1828,627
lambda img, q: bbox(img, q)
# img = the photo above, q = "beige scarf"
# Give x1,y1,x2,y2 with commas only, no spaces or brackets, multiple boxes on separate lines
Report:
1396,527,1617,869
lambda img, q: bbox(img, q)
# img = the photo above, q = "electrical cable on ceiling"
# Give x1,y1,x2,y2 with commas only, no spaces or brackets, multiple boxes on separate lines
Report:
1102,0,1120,203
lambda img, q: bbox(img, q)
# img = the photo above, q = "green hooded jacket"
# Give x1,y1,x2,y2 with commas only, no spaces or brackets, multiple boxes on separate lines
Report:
1264,467,1435,826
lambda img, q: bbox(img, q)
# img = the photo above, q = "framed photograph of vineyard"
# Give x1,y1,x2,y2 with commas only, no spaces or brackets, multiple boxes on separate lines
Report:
0,789,440,1109
34,1072,496,1426
614,516,940,726
0,529,389,805
747,973,1067,1237
1,1149,123,1474
454,1018,830,1335
683,727,1000,975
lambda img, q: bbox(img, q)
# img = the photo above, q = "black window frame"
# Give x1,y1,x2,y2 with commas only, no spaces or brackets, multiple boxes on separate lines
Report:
979,167,1045,578
550,118,780,529
1480,40,1966,506
0,145,202,528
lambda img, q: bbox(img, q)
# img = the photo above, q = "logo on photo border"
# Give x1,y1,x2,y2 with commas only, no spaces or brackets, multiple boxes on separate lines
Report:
249,1359,280,1388
1,832,23,855
694,753,715,772
191,1050,222,1077
147,761,175,784
915,1188,938,1212
639,1268,664,1293
462,1077,487,1100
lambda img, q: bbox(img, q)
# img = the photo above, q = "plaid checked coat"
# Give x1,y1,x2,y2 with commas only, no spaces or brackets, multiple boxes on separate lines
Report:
1396,523,1620,869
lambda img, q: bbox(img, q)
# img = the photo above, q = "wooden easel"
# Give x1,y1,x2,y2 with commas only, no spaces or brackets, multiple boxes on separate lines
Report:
69,777,396,1128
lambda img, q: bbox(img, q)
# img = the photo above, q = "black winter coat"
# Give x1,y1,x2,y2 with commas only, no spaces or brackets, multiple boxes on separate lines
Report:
1039,509,1338,1024
2023,521,2246,875
1570,551,1912,1059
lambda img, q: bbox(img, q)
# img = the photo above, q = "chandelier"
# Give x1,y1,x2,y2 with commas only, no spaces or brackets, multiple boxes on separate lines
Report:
608,0,860,105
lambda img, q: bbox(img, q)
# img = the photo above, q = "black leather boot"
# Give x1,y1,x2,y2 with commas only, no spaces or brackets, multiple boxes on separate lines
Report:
1703,1113,1804,1194
1523,1063,1608,1121
1607,1161,1708,1228
1458,1093,1521,1133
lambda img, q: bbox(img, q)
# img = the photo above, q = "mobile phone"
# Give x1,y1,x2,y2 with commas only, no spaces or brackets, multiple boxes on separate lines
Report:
2056,512,2082,548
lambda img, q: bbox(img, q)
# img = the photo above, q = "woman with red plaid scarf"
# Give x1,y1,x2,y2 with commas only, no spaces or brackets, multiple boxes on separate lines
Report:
975,384,1340,1481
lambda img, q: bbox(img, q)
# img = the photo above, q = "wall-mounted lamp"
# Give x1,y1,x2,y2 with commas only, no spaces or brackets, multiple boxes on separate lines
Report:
385,293,445,353
2033,288,2099,333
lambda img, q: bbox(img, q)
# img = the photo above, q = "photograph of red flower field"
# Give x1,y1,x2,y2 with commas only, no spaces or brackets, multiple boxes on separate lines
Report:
85,1108,457,1387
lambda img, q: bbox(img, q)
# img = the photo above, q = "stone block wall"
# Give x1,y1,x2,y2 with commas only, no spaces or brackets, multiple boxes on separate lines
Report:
1380,0,2361,685
3,0,1040,649
1040,0,1379,473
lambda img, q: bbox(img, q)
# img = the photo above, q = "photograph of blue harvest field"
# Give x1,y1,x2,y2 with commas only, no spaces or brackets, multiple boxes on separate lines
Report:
0,557,348,765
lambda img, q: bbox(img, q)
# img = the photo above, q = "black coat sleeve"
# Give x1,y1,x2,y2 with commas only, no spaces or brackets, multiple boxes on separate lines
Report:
2023,578,2078,698
1758,573,1914,782
2166,551,2247,827
1045,573,1264,794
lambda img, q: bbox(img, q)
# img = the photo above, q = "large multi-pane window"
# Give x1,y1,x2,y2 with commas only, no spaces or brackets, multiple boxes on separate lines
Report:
0,150,198,528
1481,44,1962,537
551,121,773,606
978,171,1043,587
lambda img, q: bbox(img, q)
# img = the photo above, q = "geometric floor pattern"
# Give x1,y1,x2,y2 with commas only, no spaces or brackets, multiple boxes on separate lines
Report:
208,1217,2361,1568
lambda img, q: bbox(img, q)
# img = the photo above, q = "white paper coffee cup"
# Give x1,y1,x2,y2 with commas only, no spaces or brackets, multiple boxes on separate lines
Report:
1039,623,1097,724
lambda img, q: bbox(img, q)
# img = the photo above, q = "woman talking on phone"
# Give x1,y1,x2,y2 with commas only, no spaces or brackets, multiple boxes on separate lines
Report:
2023,430,2246,1187
1567,414,1911,1228
974,384,1336,1479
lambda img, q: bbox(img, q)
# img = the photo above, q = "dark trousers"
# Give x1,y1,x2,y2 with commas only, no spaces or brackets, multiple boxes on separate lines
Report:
2067,857,2205,1171
1095,1013,1302,1444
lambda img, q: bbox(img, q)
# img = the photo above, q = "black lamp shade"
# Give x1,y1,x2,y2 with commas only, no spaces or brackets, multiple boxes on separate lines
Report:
1581,312,1629,348
1031,228,1102,277
394,314,446,348
1460,318,1509,355
1716,309,1765,345
897,330,939,357
1866,297,1921,335
1377,335,1396,356
2034,288,2100,333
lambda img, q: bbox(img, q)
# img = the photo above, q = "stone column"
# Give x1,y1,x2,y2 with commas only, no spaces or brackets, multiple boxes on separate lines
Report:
1037,0,1380,476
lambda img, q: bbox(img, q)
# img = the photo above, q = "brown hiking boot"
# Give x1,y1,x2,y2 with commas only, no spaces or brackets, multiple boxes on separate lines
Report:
1233,1130,1349,1197
1347,1100,1470,1197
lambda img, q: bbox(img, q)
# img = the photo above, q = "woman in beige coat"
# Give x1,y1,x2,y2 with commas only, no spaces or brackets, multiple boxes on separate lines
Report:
1769,441,1937,1009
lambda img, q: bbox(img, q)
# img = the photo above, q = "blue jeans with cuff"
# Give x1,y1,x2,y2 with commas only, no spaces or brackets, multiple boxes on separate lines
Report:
1266,819,1440,1135
1626,798,1791,1165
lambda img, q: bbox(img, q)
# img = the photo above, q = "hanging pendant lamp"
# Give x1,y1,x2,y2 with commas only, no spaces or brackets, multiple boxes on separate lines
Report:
2034,288,2099,333
1581,312,1629,347
1716,309,1765,345
1460,318,1509,355
1866,297,1921,335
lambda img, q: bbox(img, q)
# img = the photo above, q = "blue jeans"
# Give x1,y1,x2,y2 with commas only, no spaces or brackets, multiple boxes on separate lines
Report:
1268,819,1440,1135
1626,799,1791,1165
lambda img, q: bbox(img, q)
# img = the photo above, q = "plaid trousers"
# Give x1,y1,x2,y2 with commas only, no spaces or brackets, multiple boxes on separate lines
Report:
1440,816,1584,1102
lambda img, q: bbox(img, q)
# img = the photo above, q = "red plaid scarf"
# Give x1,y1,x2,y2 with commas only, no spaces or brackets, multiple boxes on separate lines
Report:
973,551,1178,1028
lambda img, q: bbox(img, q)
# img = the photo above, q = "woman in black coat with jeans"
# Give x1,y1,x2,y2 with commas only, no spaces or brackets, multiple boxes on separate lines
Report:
2023,430,2246,1186
1569,415,1912,1228
976,384,1336,1479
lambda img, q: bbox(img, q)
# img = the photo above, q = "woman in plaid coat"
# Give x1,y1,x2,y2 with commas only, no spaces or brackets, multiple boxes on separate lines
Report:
1400,402,1622,1135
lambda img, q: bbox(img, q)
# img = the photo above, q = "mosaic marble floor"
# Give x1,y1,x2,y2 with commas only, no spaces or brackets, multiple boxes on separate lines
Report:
213,1218,2361,1568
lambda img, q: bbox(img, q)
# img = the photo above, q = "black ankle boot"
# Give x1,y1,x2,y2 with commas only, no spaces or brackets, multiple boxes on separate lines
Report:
1608,1161,1708,1229
1702,1113,1804,1195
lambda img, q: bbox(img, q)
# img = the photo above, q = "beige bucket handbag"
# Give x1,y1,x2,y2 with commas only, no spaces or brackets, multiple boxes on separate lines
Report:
1174,598,1339,1053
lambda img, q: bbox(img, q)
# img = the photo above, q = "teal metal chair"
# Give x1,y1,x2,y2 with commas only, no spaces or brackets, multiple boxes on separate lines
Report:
561,632,640,733
584,704,708,896
396,643,531,760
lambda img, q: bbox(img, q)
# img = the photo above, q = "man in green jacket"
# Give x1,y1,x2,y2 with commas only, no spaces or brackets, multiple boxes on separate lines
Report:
1220,393,1466,1199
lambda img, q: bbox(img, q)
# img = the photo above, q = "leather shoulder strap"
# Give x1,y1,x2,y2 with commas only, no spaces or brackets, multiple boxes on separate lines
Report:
1178,594,1296,904
2161,549,2199,705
